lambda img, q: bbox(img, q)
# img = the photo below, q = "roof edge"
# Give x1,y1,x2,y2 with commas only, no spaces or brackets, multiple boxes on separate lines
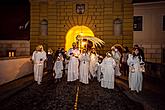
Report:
133,1,165,5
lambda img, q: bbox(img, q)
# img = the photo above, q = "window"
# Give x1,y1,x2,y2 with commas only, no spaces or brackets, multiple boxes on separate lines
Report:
163,16,165,31
133,16,143,31
113,18,122,36
8,50,16,57
40,19,48,36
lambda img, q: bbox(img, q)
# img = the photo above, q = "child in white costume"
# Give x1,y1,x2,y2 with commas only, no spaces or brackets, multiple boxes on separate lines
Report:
101,52,116,89
127,48,144,93
95,55,103,82
53,56,64,81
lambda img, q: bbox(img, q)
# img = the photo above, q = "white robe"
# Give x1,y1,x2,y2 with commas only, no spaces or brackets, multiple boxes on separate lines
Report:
127,54,144,92
112,51,121,76
67,48,80,82
32,51,47,84
53,60,63,79
101,57,116,89
89,53,98,78
79,53,90,84
64,58,69,74
96,62,102,82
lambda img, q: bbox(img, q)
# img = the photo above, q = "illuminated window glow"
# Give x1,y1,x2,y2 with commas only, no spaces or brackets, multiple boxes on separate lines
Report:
65,25,94,51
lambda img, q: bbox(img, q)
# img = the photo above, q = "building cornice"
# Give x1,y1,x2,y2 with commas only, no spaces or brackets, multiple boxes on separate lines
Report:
133,1,165,6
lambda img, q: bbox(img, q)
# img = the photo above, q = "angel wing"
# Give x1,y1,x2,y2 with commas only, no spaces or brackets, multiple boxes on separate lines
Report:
76,36,105,47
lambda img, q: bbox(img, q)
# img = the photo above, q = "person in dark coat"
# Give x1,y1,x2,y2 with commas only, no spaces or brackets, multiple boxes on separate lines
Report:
47,48,54,78
120,46,130,76
55,48,61,58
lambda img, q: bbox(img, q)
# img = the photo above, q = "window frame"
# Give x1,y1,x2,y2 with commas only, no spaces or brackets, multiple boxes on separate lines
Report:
133,16,143,31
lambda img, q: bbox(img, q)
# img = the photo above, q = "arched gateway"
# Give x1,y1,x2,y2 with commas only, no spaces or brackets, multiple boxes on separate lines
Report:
65,25,95,51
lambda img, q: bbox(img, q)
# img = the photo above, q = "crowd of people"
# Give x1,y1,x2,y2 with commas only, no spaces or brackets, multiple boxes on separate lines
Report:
31,43,145,93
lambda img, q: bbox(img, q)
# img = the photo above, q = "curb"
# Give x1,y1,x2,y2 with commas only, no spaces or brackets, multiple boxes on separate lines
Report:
0,73,34,102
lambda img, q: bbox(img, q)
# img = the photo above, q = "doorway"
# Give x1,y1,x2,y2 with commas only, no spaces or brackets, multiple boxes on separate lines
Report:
65,25,94,51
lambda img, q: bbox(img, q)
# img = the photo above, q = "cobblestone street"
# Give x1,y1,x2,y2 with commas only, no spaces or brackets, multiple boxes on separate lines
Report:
0,74,143,110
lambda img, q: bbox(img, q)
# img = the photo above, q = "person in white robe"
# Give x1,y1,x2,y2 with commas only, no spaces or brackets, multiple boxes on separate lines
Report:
79,49,90,84
101,52,116,89
89,48,98,79
111,46,121,76
95,55,103,82
67,42,80,82
127,53,133,89
53,56,63,82
32,45,47,85
64,55,70,75
127,48,144,93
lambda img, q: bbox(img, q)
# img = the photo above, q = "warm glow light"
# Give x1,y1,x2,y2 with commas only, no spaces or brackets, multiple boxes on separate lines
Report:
80,32,83,36
65,25,94,51
81,41,87,48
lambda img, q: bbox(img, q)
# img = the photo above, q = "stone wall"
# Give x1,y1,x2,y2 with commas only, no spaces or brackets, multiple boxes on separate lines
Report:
141,43,165,63
30,0,133,55
0,40,30,57
145,62,165,80
133,43,165,80
0,57,33,85
133,43,165,64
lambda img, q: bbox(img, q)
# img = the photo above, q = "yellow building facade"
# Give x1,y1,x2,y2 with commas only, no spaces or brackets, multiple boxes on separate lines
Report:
30,0,133,55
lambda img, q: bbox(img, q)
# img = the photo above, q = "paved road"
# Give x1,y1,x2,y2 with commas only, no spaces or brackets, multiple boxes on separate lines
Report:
0,74,143,110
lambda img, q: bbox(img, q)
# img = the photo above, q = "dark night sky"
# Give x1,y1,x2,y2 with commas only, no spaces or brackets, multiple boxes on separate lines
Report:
0,0,30,40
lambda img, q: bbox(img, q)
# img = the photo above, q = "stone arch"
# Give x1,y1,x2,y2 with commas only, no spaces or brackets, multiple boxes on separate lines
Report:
65,25,95,51
64,16,96,32
64,15,97,51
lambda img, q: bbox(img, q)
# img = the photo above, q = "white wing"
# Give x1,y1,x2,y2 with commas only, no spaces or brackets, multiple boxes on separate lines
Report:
77,36,105,47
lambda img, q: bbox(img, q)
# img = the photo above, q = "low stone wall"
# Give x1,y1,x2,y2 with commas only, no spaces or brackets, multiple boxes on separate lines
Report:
0,40,30,57
145,62,165,81
134,43,165,64
0,57,33,85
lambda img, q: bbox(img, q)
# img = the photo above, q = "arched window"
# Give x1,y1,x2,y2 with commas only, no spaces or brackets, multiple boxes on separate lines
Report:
40,19,48,36
113,18,122,36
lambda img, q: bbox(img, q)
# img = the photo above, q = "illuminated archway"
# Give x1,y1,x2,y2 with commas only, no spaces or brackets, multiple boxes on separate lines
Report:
65,25,94,51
